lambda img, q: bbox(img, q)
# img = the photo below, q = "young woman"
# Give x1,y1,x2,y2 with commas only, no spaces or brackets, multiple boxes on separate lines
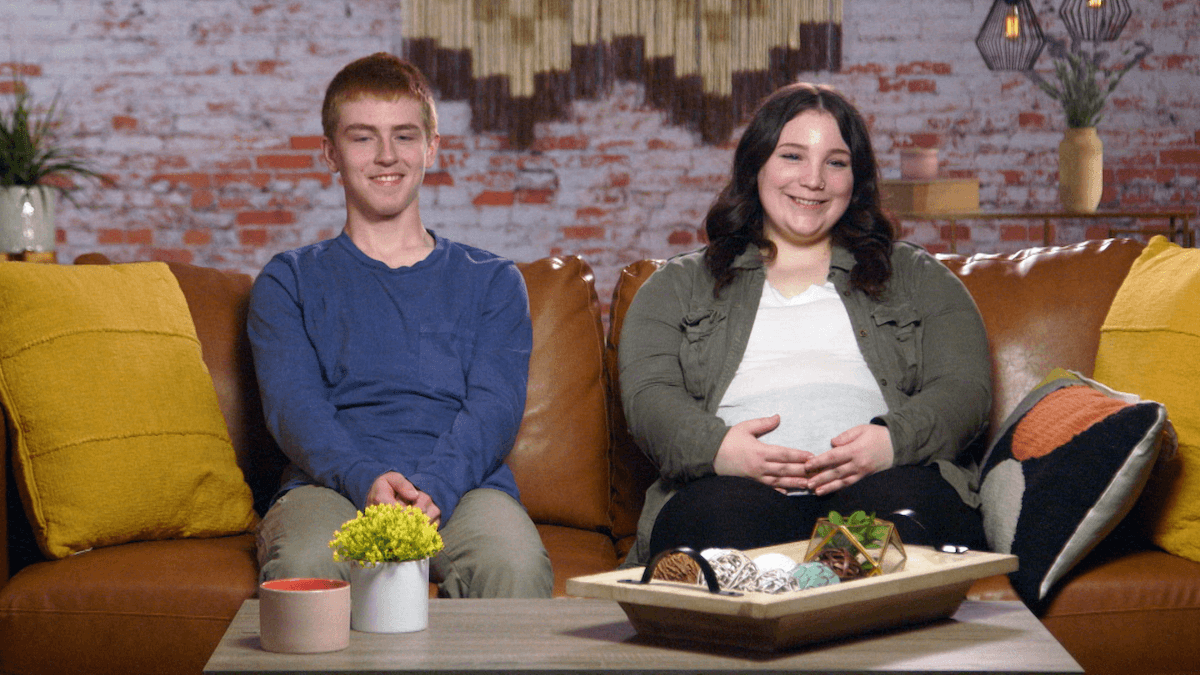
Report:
619,83,992,566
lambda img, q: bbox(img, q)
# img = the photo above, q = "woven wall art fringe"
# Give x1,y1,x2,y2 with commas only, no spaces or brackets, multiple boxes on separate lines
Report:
404,0,842,148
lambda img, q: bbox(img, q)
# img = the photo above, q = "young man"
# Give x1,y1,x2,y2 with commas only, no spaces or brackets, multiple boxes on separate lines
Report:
248,52,552,598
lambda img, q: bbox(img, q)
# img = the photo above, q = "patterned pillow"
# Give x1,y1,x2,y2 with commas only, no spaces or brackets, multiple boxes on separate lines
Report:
979,369,1173,611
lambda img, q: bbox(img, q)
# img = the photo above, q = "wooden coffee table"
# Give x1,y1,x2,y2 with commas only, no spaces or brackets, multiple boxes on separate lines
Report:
203,598,1082,673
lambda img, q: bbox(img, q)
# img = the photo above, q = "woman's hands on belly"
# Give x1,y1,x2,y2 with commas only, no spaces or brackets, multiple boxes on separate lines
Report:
802,424,895,496
713,414,815,491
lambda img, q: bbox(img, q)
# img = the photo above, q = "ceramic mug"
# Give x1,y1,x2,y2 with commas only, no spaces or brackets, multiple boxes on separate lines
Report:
259,578,351,653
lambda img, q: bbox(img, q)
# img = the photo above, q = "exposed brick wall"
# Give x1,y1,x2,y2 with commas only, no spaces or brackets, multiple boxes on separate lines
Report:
2,0,1197,309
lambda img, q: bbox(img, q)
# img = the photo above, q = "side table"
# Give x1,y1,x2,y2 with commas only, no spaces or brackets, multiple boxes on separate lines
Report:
3,251,57,263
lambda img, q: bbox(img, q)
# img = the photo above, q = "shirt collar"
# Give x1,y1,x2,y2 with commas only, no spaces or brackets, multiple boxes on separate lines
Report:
730,242,855,272
830,245,855,273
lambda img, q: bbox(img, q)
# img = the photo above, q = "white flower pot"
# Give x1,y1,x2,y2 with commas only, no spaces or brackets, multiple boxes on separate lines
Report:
0,186,56,254
349,558,430,633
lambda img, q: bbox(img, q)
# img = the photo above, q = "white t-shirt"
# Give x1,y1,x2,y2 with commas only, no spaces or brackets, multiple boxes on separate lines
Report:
717,281,888,455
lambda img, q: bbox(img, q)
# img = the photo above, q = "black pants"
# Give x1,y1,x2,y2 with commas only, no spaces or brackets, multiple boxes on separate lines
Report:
647,466,986,559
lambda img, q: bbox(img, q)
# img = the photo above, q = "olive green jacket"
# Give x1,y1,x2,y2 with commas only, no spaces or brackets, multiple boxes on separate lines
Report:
618,242,992,566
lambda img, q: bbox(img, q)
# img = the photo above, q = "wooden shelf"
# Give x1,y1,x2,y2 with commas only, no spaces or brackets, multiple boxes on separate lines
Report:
890,209,1194,252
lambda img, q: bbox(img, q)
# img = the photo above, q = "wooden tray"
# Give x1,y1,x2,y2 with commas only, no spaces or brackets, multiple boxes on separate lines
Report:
565,541,1017,652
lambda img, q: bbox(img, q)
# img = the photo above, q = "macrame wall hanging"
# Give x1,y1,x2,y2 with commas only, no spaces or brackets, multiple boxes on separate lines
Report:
403,0,842,149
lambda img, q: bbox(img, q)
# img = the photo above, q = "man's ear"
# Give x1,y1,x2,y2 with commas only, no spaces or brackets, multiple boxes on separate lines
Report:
424,133,440,169
321,136,340,173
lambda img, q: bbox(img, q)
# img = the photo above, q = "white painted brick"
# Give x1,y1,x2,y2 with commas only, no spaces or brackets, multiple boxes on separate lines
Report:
6,0,1194,307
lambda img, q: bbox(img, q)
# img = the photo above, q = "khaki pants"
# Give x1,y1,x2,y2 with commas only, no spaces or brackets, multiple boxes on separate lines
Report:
256,485,553,598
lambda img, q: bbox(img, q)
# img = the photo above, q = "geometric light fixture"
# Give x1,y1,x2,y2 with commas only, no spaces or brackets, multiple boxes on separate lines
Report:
1058,0,1132,42
975,0,1046,71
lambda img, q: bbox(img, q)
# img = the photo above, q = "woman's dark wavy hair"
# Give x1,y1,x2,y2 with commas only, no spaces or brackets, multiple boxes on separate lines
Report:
704,83,895,298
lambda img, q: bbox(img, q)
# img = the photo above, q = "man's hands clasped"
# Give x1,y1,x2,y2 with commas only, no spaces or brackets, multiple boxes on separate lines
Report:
367,471,441,525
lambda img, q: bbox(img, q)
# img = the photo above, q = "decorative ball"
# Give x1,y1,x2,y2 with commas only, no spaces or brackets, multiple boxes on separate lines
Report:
816,547,863,579
753,567,800,594
651,552,701,584
699,548,734,563
752,552,799,575
707,550,758,592
791,561,841,589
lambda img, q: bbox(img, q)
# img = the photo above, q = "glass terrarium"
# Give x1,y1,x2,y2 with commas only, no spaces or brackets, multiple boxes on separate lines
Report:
803,512,907,580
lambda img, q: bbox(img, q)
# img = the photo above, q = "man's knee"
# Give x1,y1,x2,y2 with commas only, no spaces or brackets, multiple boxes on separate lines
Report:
257,485,357,583
261,546,353,583
473,544,553,598
437,541,552,599
436,489,553,598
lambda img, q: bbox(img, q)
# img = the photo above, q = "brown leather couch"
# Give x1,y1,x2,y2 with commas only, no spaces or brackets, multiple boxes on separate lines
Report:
2,238,1198,675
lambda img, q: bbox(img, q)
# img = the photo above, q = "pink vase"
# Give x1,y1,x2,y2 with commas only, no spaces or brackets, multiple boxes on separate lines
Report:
900,148,939,181
258,578,351,653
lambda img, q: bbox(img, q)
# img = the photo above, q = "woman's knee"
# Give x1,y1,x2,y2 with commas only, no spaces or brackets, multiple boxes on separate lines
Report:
650,476,807,555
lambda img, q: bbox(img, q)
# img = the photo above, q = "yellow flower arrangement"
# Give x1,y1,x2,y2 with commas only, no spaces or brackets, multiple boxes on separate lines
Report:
329,504,444,566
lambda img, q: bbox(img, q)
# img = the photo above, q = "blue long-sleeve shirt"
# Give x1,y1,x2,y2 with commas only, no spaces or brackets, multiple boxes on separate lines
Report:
247,231,532,524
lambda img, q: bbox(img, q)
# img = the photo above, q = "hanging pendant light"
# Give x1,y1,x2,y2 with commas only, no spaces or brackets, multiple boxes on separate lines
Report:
1059,0,1132,42
976,0,1046,71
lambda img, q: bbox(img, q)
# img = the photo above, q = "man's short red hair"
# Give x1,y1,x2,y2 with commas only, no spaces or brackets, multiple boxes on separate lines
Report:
321,52,438,140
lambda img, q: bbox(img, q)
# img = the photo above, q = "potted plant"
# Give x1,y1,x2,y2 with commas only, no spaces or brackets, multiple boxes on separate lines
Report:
803,510,907,580
1026,38,1151,212
329,503,444,633
0,81,107,259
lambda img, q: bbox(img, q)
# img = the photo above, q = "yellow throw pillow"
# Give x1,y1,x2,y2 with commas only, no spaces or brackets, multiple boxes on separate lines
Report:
0,262,258,559
1094,235,1200,563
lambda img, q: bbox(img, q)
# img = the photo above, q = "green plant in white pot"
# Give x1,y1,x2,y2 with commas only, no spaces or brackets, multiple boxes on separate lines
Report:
0,83,107,258
329,503,444,633
1026,38,1151,213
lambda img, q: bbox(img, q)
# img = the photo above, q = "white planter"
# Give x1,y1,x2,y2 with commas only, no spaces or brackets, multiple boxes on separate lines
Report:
349,558,430,633
0,186,56,255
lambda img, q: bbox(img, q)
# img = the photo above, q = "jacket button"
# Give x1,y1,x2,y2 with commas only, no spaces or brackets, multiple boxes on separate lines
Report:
859,329,867,337
880,379,888,387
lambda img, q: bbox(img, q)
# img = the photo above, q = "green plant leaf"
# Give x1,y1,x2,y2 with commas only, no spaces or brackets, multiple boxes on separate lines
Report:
1,79,108,193
1027,39,1152,129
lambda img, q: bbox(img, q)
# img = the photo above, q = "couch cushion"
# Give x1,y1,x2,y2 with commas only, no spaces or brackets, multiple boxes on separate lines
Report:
509,257,611,533
1094,235,1200,564
537,523,622,597
0,534,257,675
1040,548,1200,675
937,238,1144,446
979,369,1170,610
160,260,289,516
0,262,258,559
